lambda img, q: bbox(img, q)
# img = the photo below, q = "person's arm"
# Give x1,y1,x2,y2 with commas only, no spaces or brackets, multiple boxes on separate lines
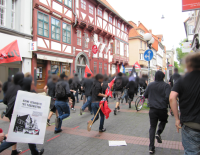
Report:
44,85,48,94
169,91,181,133
0,133,5,142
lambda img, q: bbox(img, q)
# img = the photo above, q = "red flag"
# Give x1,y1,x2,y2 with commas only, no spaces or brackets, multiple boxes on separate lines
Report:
0,40,21,64
117,64,120,73
99,100,111,119
134,61,141,69
84,64,93,78
105,77,116,98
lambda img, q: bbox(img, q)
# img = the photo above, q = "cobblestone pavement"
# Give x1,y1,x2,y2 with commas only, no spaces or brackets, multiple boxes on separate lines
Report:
0,96,184,155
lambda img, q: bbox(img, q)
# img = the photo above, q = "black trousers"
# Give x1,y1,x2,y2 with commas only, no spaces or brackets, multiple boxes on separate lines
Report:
149,108,168,150
70,92,75,108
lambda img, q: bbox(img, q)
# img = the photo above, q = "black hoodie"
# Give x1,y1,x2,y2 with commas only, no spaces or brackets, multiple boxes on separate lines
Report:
3,72,24,105
2,77,12,94
144,71,171,109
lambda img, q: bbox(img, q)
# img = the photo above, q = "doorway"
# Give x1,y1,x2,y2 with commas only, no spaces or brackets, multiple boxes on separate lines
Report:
76,55,88,80
36,60,46,91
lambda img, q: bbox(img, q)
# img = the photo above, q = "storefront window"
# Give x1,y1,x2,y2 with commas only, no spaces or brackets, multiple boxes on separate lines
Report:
62,63,70,76
51,61,60,76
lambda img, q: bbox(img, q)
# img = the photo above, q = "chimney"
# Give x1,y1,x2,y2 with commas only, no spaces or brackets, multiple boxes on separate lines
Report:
149,29,152,34
138,21,140,26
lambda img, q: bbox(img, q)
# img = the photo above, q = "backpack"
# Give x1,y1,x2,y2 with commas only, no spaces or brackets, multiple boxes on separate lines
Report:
102,81,109,93
55,82,66,99
115,78,123,90
5,95,16,119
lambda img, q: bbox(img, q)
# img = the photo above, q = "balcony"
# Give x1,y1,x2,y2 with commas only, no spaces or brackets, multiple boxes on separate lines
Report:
112,54,129,65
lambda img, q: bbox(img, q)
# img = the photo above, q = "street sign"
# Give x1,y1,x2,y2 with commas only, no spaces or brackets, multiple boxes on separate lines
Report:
92,45,98,54
144,49,153,61
30,41,37,51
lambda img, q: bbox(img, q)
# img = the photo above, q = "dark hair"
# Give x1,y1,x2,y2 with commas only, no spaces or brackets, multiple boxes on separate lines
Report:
87,73,91,77
74,73,78,77
95,74,104,81
60,73,66,79
103,74,108,81
185,52,200,70
117,72,123,77
174,68,178,73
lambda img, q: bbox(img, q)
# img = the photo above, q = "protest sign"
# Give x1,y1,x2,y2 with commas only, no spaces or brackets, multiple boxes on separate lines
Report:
7,90,50,144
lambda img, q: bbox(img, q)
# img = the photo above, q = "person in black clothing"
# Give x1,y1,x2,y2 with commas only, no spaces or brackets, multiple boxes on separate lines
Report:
102,74,109,94
144,71,171,154
68,77,76,112
45,74,58,126
2,77,12,95
169,68,181,88
121,74,129,104
90,74,107,132
80,73,94,115
113,72,125,115
125,79,137,108
170,52,200,155
73,74,81,103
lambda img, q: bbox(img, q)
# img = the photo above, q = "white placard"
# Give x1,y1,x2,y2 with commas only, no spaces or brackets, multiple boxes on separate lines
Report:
181,42,192,53
108,141,127,146
7,91,51,144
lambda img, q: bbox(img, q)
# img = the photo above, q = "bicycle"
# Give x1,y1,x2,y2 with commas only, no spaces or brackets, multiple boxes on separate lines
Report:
135,87,145,110
135,96,145,111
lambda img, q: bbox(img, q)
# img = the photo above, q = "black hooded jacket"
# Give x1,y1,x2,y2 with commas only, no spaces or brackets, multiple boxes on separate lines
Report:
2,77,12,94
3,72,24,105
22,78,32,92
144,71,171,109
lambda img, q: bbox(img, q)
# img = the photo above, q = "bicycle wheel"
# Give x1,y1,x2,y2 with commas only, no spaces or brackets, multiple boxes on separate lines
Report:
136,97,145,111
135,96,141,109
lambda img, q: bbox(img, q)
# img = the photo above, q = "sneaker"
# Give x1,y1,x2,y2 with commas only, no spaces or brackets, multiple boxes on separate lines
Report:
11,150,22,155
117,106,120,111
47,119,51,126
80,108,83,115
72,108,76,113
114,108,117,115
149,149,155,154
54,129,62,134
99,128,106,132
155,134,162,143
55,117,60,129
38,148,44,155
1,111,5,119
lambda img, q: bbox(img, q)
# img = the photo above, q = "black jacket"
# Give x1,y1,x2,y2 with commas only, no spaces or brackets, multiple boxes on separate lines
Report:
91,80,103,102
126,81,137,94
82,78,94,97
144,71,171,109
56,80,71,101
47,80,56,98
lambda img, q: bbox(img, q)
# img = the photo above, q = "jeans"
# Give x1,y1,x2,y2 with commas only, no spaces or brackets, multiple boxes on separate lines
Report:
91,102,105,130
82,96,92,111
182,125,200,155
75,90,79,102
54,100,70,131
0,141,38,155
149,108,168,150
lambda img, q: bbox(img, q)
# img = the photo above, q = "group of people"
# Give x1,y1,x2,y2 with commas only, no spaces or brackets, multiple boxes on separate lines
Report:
0,52,199,155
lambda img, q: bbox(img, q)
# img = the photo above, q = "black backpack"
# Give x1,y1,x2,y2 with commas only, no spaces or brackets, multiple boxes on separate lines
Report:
5,95,16,119
115,78,123,90
55,82,66,99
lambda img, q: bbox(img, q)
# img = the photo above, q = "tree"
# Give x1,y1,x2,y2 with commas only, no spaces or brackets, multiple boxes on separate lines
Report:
174,61,179,69
176,39,188,64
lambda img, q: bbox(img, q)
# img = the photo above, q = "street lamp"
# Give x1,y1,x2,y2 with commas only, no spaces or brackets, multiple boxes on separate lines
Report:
143,33,155,83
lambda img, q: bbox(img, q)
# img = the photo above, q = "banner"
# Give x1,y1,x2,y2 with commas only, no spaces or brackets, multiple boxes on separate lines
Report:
0,40,21,64
182,0,200,12
84,64,93,78
7,91,51,144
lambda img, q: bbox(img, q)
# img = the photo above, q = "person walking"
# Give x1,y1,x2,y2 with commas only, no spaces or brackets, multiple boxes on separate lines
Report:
113,72,125,115
80,73,93,115
121,74,129,104
170,52,200,155
72,74,80,103
54,73,72,134
90,74,107,132
125,79,137,108
144,71,171,154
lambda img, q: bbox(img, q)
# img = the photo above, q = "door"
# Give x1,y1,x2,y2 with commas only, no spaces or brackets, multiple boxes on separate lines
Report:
36,64,46,90
77,66,85,80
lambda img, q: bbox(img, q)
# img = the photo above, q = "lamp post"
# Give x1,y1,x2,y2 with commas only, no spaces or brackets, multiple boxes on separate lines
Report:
143,33,155,84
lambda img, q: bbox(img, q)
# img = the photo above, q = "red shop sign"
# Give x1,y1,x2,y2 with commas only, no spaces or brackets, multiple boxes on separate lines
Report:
92,45,98,54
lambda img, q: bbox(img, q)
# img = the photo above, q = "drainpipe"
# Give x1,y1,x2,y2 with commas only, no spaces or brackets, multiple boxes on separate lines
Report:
73,0,77,27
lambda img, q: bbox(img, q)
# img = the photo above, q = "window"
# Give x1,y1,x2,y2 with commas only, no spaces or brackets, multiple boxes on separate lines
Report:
99,37,103,43
117,40,120,54
140,53,144,60
99,63,102,74
140,41,142,48
63,22,71,44
188,25,194,35
65,0,72,8
0,0,6,26
104,63,107,74
125,27,127,32
81,0,86,10
77,30,82,46
124,44,127,57
109,16,112,23
94,62,97,75
38,12,49,37
84,33,88,48
98,8,102,16
11,0,15,29
51,18,60,41
89,5,93,15
118,22,121,28
144,43,146,50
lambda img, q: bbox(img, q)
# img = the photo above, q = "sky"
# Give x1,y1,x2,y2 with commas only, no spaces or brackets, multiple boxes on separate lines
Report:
107,0,189,60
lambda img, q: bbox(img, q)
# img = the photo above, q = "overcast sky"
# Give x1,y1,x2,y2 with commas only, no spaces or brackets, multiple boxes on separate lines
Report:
107,0,189,59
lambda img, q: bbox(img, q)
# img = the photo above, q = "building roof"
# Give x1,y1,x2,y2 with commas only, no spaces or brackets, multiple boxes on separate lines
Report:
128,21,141,38
155,34,163,42
97,0,133,27
137,22,149,33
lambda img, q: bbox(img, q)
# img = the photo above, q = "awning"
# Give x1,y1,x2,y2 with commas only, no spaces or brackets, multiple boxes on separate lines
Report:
37,54,73,63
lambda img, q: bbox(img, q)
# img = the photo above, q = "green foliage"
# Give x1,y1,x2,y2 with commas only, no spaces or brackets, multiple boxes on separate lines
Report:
174,61,179,69
174,61,184,73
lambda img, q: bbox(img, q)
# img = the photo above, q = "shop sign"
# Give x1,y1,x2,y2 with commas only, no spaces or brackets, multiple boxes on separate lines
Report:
92,45,98,54
182,0,200,12
30,41,37,51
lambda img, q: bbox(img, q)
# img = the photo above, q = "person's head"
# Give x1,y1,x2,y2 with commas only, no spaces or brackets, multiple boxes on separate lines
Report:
22,78,32,92
74,73,78,77
117,72,123,77
174,68,178,73
52,74,58,83
185,52,200,72
14,72,24,87
24,72,31,78
103,74,108,81
60,73,67,80
87,73,92,78
95,74,104,83
155,71,165,82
